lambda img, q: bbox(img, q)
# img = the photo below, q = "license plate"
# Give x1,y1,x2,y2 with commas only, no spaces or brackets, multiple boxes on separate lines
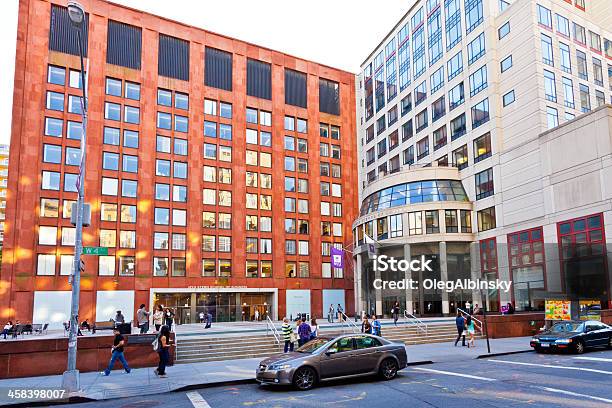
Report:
540,343,549,347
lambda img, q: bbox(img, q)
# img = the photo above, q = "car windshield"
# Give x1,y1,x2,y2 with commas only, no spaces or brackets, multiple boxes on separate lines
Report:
296,338,330,353
550,322,584,333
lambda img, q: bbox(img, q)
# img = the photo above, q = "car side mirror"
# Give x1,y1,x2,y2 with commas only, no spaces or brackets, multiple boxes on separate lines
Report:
326,348,337,355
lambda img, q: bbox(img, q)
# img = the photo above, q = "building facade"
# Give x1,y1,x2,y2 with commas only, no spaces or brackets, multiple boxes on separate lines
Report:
354,0,612,316
2,0,358,327
0,144,8,246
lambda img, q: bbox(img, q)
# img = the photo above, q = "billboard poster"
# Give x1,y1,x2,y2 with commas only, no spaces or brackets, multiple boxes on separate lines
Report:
545,300,571,321
579,300,601,321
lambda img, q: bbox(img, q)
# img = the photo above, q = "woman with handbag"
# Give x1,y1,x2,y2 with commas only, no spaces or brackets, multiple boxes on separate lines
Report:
154,325,171,377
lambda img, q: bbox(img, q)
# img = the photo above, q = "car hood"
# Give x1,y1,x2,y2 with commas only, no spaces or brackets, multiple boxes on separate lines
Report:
259,352,303,366
535,331,577,340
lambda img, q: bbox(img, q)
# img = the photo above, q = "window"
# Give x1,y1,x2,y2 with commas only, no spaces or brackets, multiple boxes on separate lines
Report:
154,207,169,225
508,227,545,311
125,82,140,100
101,203,118,221
445,210,458,233
425,210,439,234
543,70,557,102
202,259,216,277
498,22,510,39
218,236,231,252
414,81,427,106
100,229,116,248
445,0,462,50
556,14,570,37
469,65,487,97
593,58,603,86
171,233,186,250
155,183,170,200
121,205,136,223
450,113,466,140
562,77,575,108
60,255,74,276
175,92,189,110
220,102,232,118
574,23,586,45
467,32,485,65
174,162,187,179
174,115,188,132
595,90,605,108
448,82,464,110
37,255,55,276
48,65,65,85
478,206,496,231
417,137,429,160
105,78,122,96
537,4,552,28
202,235,215,252
546,106,559,129
577,51,588,80
447,51,463,80
103,127,120,145
430,66,444,93
99,256,116,276
474,133,491,162
579,84,590,112
589,31,601,52
157,112,171,129
461,210,472,233
101,177,118,195
500,55,512,73
541,34,554,66
68,95,82,114
558,43,571,74
122,155,138,173
40,198,60,218
452,144,468,169
415,109,428,132
43,144,62,164
465,0,483,33
431,96,446,121
44,117,63,137
102,152,119,170
284,136,295,151
433,126,447,151
64,147,80,166
475,168,494,199
297,138,308,153
38,226,57,245
387,106,398,126
46,91,64,111
69,70,83,89
104,102,121,121
157,89,171,106
153,257,168,276
471,98,489,129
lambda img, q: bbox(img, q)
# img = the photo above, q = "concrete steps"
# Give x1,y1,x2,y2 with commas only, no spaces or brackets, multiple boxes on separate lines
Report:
175,322,483,364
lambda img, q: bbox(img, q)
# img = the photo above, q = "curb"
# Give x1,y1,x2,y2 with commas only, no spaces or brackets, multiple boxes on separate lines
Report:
174,378,258,393
3,396,95,407
406,360,434,366
476,349,533,359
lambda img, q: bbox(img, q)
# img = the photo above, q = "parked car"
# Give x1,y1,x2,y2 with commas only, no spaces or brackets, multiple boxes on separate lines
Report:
530,320,612,354
256,334,408,390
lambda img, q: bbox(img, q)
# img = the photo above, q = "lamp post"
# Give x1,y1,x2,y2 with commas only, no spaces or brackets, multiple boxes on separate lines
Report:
62,0,87,393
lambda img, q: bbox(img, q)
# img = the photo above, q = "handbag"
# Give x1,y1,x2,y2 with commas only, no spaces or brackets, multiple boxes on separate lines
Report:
290,332,298,343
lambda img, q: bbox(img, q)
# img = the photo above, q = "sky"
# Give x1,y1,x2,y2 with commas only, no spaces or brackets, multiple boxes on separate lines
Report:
0,0,412,145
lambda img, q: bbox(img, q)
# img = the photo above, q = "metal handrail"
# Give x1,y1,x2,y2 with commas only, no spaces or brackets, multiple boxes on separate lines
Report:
404,310,428,335
265,315,280,344
340,312,359,333
457,308,483,328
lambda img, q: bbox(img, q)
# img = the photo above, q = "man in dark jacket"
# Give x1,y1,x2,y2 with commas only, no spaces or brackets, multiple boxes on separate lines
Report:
454,311,466,347
297,319,311,347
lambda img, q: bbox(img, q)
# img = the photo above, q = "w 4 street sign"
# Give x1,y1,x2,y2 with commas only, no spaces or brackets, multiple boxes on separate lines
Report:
83,247,108,256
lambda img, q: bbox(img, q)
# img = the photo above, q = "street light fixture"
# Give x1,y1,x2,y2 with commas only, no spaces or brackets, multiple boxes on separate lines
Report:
61,0,88,394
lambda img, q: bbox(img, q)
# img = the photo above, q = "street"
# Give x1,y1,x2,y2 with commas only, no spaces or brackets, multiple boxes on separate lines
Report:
53,348,612,408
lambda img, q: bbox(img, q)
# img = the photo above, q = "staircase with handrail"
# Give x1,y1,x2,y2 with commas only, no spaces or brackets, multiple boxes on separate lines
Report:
265,315,280,344
404,310,428,335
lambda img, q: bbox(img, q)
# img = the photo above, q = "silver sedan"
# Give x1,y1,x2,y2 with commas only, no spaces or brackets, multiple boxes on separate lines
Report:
256,334,408,390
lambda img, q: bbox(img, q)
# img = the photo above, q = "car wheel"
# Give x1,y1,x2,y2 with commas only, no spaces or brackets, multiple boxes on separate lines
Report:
574,340,585,354
379,358,398,380
293,367,316,391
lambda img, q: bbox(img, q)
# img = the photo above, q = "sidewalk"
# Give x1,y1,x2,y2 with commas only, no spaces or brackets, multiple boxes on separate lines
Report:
0,336,532,406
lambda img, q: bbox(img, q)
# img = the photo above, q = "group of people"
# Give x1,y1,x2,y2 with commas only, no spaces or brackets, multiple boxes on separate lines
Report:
281,317,320,352
361,314,382,336
135,305,177,333
454,310,480,348
1,321,21,339
326,303,345,323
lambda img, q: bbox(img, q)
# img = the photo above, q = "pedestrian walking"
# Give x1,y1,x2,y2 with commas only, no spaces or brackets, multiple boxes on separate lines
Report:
454,311,466,347
254,309,260,321
392,301,400,326
297,318,311,347
154,325,171,378
2,321,12,339
337,304,344,322
466,315,480,348
281,317,294,352
137,304,150,334
164,308,175,331
371,315,382,336
102,327,131,375
328,304,335,323
205,312,212,329
11,320,20,338
199,311,205,323
153,305,164,332
310,318,319,340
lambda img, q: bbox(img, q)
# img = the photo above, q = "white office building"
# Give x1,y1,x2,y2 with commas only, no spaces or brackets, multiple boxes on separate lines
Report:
353,0,612,317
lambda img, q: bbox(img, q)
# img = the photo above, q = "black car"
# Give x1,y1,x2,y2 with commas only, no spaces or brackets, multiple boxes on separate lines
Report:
530,320,612,354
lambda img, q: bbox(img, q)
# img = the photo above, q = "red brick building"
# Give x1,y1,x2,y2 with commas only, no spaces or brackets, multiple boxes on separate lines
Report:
1,0,357,327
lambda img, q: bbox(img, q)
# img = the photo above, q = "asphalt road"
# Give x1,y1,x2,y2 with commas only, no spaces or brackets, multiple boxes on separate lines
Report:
51,348,612,408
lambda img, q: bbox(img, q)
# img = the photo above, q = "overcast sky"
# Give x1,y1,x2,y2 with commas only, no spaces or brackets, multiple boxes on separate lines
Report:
0,0,412,145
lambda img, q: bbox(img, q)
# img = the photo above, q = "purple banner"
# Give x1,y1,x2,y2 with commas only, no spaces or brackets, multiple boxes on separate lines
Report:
330,247,344,269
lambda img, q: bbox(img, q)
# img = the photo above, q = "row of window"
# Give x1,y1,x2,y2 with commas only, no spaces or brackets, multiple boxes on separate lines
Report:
36,253,344,279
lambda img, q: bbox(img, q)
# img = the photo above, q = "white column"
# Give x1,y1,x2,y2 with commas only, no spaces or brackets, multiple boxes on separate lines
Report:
404,243,413,314
439,241,449,315
355,253,364,316
470,242,483,306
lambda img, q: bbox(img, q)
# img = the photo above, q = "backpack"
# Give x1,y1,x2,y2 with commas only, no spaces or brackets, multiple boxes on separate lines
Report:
152,334,160,351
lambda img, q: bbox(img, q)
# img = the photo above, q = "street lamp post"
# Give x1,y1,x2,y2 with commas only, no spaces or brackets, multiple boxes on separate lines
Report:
61,1,87,393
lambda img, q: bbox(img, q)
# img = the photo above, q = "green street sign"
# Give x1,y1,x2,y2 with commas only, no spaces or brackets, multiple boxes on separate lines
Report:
83,247,108,256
